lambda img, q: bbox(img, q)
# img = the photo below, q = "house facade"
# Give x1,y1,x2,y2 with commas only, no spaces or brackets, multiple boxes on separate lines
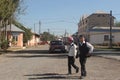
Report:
78,11,120,45
2,24,24,47
27,33,40,46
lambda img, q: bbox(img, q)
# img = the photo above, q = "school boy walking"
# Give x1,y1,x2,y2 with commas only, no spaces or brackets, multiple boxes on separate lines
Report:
67,37,79,75
77,35,94,79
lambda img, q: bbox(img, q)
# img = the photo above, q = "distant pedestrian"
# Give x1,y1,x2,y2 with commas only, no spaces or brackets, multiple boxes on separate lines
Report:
67,36,79,75
77,35,94,79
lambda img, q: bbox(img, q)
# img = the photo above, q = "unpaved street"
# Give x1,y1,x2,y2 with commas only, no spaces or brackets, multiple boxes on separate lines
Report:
0,45,120,80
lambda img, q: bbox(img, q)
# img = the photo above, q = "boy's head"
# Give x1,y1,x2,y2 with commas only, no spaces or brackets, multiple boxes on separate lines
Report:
68,36,73,43
79,35,85,42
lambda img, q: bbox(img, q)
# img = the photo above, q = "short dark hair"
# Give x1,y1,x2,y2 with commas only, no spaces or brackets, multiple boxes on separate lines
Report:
79,35,84,38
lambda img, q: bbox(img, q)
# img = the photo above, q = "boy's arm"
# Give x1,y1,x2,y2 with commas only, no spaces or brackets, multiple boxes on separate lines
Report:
86,42,94,53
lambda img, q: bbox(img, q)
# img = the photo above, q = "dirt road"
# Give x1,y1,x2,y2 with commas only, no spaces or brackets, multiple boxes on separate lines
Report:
0,45,120,80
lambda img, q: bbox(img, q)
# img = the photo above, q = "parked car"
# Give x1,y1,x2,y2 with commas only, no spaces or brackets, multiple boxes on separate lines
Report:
49,40,66,53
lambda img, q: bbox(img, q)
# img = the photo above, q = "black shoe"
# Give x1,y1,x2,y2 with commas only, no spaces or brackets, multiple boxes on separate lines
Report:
67,73,71,75
80,76,84,79
83,74,87,77
83,72,87,77
76,68,79,73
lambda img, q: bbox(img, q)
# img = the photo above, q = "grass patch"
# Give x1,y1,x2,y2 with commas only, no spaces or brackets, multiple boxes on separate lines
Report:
94,46,120,51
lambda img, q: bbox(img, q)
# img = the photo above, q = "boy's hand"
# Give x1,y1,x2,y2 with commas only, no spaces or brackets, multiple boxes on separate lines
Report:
86,53,92,57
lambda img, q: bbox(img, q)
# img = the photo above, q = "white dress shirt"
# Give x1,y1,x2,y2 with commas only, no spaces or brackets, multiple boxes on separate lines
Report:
68,43,77,57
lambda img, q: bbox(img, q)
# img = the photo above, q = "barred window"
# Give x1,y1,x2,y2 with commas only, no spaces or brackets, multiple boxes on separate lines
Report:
104,35,109,41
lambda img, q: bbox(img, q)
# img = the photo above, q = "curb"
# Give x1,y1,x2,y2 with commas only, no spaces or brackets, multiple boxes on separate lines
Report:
94,55,120,61
7,47,26,51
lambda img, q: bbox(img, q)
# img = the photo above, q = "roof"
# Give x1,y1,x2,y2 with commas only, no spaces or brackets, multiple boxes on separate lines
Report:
86,11,115,19
89,26,120,32
94,10,108,14
92,26,120,30
1,24,24,32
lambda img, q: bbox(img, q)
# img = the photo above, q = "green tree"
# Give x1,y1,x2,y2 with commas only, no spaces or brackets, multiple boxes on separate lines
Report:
0,0,25,49
41,32,56,41
0,0,21,21
114,21,120,27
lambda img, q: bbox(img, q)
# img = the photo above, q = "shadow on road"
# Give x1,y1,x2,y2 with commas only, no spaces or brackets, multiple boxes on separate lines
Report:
15,49,49,54
6,49,68,59
25,73,79,80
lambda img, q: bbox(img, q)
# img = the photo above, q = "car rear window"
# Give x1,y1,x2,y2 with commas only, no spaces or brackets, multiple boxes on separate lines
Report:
51,41,63,45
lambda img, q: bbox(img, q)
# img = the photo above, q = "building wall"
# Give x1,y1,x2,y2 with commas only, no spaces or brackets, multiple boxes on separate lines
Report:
90,34,104,44
78,12,114,36
114,33,120,43
17,33,23,47
7,32,24,47
90,32,120,45
27,34,40,46
28,35,35,46
88,14,114,27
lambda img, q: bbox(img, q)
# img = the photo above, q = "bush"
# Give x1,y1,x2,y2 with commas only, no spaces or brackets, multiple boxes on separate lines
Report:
1,40,9,50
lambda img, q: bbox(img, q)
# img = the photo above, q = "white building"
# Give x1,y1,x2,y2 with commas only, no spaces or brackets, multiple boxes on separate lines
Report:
78,11,120,45
89,26,120,45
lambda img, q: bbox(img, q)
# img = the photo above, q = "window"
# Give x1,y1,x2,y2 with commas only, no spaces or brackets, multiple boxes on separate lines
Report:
97,15,101,17
13,35,18,41
104,35,109,41
112,36,114,41
102,15,105,17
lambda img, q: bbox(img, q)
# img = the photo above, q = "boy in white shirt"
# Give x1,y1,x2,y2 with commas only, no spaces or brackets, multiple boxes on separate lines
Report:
67,37,79,74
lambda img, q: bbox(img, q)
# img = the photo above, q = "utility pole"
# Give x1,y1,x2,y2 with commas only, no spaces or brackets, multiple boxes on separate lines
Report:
39,21,41,41
34,23,35,33
109,10,112,48
64,29,67,44
64,29,67,37
48,29,50,33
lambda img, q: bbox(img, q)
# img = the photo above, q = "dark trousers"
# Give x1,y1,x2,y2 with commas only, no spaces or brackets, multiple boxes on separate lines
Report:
68,56,78,73
79,55,87,76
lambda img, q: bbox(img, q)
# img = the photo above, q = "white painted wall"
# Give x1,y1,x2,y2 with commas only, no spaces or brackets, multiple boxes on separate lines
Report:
90,34,104,44
89,32,120,44
113,33,120,43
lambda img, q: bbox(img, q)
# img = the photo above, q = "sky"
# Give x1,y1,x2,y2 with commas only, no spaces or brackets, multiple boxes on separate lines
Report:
19,0,120,36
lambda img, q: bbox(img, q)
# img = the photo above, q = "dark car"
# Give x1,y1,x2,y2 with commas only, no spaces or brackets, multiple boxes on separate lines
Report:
49,40,66,53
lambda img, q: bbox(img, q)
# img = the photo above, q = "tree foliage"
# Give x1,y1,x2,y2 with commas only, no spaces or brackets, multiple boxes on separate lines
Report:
41,32,56,41
0,0,21,21
0,0,26,49
114,21,120,27
0,0,24,40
